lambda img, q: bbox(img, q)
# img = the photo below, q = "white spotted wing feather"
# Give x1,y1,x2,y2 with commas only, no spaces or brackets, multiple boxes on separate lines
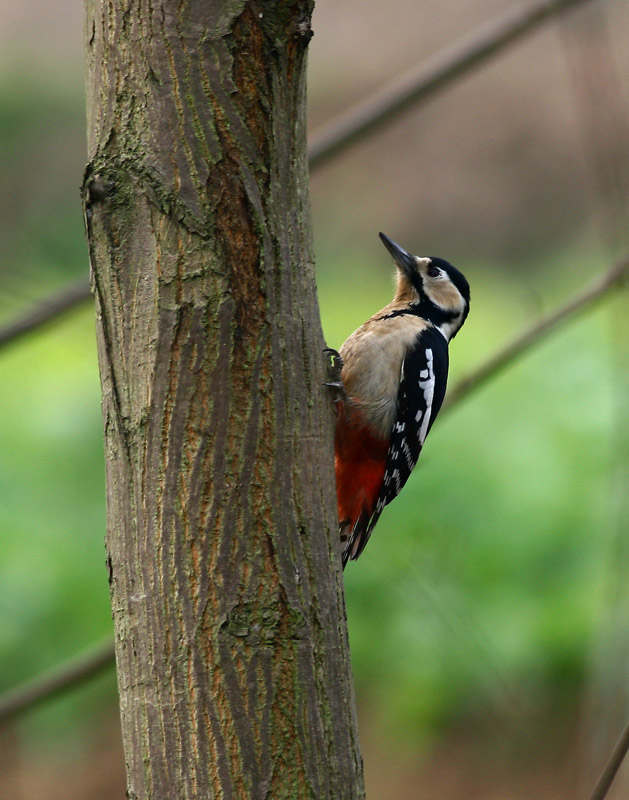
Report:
346,327,449,562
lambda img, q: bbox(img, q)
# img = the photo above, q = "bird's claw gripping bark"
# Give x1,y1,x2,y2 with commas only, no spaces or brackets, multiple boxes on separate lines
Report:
323,347,343,382
323,347,344,388
323,347,349,414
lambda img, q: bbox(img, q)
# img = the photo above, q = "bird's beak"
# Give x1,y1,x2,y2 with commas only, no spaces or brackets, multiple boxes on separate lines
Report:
379,232,417,275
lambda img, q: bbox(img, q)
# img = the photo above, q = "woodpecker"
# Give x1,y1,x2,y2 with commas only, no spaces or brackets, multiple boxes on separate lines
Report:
328,233,470,567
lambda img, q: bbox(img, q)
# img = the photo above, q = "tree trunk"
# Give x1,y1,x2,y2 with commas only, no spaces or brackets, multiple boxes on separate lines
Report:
83,2,364,798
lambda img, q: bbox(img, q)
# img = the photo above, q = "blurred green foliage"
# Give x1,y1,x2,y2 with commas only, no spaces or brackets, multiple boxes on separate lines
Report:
0,80,621,757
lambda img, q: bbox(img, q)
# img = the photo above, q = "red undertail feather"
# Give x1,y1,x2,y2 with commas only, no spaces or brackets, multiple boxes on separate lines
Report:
335,412,388,565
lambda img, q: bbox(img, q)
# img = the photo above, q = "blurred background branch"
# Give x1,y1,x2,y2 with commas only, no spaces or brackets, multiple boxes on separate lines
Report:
444,252,629,411
0,640,114,726
588,719,629,800
0,275,90,352
309,0,595,169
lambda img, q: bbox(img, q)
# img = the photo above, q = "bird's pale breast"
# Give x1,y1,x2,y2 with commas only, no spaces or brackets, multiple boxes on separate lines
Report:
340,313,429,438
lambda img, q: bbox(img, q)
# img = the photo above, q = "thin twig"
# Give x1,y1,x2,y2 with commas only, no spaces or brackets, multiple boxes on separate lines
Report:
0,639,115,726
587,719,629,800
308,0,595,170
0,254,626,722
443,254,629,412
0,0,598,353
0,275,91,352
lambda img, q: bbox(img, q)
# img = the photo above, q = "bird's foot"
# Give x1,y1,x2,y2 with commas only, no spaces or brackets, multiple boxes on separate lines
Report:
323,347,343,380
323,348,349,409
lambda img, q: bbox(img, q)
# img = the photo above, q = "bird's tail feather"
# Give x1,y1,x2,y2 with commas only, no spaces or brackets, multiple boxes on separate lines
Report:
341,509,379,568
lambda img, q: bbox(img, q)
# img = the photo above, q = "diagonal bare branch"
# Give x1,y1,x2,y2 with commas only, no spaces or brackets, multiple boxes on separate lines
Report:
308,0,595,169
0,276,91,353
0,639,115,726
587,718,629,800
443,253,629,412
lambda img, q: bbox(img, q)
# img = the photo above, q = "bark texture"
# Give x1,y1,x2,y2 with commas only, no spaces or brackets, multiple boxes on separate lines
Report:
83,2,364,798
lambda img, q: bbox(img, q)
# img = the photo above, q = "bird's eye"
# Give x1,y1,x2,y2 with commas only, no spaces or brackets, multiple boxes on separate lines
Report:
427,266,441,278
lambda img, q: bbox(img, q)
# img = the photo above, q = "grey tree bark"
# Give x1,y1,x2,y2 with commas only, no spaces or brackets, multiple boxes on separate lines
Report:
82,2,364,798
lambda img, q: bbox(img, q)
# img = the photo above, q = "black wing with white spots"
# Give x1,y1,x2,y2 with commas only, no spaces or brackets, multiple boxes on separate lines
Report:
344,326,449,564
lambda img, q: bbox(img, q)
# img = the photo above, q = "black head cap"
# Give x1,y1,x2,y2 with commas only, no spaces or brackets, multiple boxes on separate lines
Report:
429,257,471,306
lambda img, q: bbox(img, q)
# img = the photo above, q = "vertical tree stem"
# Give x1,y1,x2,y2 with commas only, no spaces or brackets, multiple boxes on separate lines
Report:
83,2,363,797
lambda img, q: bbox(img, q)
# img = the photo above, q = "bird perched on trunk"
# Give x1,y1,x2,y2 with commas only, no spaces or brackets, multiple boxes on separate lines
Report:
327,233,470,567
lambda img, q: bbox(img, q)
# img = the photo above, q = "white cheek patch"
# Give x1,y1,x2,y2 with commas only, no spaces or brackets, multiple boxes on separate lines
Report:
417,348,435,444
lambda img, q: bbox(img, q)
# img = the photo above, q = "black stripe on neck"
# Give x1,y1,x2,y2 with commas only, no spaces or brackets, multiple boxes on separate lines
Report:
376,299,459,326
